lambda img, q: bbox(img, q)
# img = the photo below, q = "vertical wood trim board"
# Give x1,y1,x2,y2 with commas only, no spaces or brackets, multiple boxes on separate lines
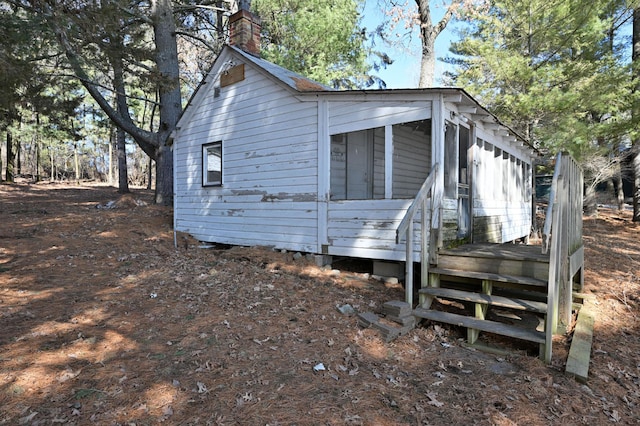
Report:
317,99,329,248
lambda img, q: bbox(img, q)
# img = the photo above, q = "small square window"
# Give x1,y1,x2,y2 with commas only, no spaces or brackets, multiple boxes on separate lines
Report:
202,142,222,186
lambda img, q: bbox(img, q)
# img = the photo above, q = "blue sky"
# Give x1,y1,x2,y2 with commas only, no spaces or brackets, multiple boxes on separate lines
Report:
362,0,462,89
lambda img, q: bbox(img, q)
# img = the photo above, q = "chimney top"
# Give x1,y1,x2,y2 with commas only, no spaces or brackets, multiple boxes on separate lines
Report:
228,5,261,56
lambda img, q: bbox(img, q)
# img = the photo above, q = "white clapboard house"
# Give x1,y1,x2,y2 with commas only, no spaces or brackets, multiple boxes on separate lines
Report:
173,8,585,363
173,9,536,261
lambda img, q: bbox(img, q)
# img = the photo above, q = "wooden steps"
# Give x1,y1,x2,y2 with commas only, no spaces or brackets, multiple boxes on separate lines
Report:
417,246,551,360
419,287,547,314
437,243,550,282
414,308,546,344
430,267,547,288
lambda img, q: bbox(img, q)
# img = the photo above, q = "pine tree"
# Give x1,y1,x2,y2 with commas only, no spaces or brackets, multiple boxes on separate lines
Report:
254,0,381,88
446,0,634,213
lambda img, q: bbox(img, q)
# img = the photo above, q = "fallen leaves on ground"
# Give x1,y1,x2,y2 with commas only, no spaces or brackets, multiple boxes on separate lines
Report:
0,182,639,425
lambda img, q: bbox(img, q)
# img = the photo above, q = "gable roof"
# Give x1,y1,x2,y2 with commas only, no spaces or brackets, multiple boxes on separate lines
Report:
173,45,334,135
229,46,335,92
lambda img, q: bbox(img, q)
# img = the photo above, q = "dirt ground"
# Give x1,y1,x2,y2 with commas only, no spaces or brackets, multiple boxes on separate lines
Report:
0,182,639,426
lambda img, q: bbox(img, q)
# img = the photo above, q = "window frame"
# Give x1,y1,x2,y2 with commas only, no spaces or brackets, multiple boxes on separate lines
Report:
202,141,223,187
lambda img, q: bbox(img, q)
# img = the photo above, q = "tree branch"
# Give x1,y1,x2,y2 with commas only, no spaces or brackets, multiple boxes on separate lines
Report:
53,24,158,153
175,30,221,52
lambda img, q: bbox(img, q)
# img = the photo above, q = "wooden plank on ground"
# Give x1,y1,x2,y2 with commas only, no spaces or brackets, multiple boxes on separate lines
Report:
565,299,595,383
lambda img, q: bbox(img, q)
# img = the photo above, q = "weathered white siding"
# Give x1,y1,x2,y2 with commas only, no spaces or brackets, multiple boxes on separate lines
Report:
472,200,531,242
174,55,320,252
328,101,432,134
174,52,535,263
327,199,428,262
471,138,532,242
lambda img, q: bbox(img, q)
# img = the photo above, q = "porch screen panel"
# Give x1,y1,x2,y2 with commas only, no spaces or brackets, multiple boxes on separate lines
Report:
330,134,347,199
330,128,385,200
494,148,503,200
373,128,386,199
392,119,431,198
481,141,494,200
444,122,458,198
502,151,510,200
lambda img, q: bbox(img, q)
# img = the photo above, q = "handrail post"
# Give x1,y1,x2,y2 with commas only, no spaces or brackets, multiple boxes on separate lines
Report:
542,152,563,254
420,197,429,297
542,152,584,362
396,164,440,306
405,221,414,306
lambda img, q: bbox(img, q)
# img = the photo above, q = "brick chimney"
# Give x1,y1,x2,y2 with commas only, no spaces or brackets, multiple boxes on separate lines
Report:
228,1,261,56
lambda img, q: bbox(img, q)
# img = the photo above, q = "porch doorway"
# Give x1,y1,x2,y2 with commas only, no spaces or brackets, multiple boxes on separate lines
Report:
444,122,472,240
458,126,471,239
346,130,373,199
330,130,375,200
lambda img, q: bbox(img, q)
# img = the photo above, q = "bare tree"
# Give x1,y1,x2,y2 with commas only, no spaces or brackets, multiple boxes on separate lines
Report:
582,152,628,215
383,0,476,87
415,0,459,87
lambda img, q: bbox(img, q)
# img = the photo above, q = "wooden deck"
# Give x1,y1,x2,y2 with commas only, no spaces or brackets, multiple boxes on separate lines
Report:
396,153,585,366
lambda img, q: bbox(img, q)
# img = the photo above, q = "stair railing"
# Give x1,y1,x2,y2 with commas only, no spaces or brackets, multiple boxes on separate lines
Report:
396,163,442,305
541,152,584,362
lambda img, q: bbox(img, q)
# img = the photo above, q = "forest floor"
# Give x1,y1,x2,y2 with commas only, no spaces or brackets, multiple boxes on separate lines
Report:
0,181,639,426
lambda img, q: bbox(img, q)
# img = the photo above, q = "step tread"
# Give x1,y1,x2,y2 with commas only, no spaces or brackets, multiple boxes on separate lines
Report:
413,308,546,344
430,267,548,288
419,287,547,314
438,243,550,262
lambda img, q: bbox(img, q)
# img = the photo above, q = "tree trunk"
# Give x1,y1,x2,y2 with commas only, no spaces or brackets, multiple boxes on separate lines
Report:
111,40,131,194
16,136,21,176
152,0,181,205
34,113,40,183
6,131,15,183
584,184,597,216
117,127,130,193
614,168,625,211
419,28,436,88
49,143,55,182
634,144,640,220
74,142,80,182
148,156,153,190
633,7,640,222
416,0,457,88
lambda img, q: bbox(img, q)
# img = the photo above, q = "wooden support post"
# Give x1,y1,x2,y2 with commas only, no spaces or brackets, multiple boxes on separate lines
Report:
422,272,441,309
420,198,429,298
405,220,414,306
557,174,572,333
468,280,493,344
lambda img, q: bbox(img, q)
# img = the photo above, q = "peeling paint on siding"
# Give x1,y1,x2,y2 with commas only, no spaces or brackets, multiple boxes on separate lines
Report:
261,193,317,202
231,189,267,196
370,221,394,229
